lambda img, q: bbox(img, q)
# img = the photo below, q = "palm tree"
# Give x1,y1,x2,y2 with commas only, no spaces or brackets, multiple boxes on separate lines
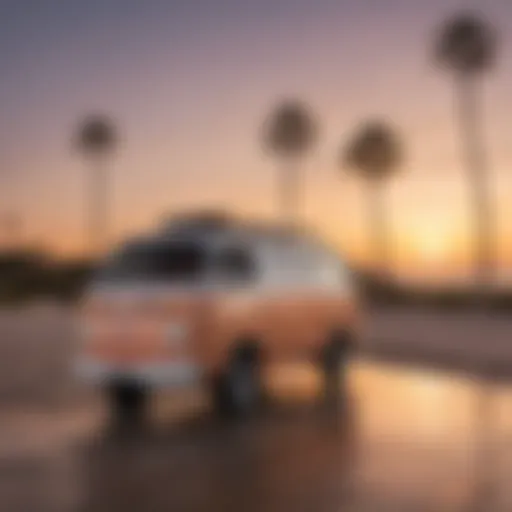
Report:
435,13,497,288
76,115,117,255
263,100,317,226
342,121,402,276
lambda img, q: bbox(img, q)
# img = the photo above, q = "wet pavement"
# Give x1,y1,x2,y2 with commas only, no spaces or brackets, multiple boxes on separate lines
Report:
2,360,512,512
2,305,512,512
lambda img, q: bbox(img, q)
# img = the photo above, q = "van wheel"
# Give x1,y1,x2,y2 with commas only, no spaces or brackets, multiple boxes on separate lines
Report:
213,344,261,418
320,331,352,406
107,380,149,427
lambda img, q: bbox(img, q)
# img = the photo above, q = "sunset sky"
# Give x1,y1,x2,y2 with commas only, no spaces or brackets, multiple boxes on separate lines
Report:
1,0,512,279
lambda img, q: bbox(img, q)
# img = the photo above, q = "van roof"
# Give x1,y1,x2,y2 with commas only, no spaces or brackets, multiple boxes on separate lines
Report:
115,213,340,261
156,213,317,246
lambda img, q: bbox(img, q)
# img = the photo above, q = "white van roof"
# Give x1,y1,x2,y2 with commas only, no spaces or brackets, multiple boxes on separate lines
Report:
155,213,320,249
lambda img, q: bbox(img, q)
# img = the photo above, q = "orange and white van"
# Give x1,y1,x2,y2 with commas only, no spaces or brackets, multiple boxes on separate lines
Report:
76,215,359,419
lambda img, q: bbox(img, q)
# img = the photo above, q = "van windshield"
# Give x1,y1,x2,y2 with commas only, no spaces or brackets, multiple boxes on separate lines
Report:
98,241,207,282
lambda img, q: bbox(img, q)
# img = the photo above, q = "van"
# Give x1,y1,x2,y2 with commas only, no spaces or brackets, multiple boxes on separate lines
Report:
76,214,359,420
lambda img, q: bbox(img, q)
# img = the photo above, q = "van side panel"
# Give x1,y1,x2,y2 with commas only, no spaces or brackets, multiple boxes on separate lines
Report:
197,289,359,375
296,295,358,353
197,291,273,373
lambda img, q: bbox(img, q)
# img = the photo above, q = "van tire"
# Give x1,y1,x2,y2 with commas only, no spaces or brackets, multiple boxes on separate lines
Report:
107,380,149,426
212,343,261,418
320,331,352,405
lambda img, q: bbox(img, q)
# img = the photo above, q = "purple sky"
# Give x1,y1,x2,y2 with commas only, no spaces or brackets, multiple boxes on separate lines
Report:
1,0,511,274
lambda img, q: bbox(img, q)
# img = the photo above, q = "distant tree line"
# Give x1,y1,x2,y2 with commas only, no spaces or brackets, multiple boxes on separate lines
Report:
0,250,94,303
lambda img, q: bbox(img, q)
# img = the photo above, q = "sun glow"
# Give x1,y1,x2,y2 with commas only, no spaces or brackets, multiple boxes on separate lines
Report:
412,223,453,265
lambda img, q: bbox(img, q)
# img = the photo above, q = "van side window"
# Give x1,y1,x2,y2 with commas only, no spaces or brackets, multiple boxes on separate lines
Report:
215,247,256,282
267,243,305,288
324,256,350,289
307,249,348,290
273,243,318,288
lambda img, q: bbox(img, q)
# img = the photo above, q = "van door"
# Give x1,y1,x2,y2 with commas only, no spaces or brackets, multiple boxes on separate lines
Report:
263,242,318,360
299,249,350,353
287,246,327,354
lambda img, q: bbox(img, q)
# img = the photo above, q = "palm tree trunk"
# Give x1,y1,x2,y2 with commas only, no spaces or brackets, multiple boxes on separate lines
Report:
368,181,390,278
457,75,493,292
90,157,108,255
280,158,300,226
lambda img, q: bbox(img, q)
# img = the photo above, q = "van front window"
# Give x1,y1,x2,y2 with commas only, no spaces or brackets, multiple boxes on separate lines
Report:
99,242,206,282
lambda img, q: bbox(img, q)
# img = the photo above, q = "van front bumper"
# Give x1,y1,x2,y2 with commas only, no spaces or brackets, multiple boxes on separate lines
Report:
75,358,202,388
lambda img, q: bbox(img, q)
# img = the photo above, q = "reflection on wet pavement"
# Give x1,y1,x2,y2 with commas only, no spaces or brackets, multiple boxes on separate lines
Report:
2,361,512,512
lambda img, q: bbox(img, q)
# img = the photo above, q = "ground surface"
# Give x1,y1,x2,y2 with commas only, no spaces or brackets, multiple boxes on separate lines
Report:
1,304,512,512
